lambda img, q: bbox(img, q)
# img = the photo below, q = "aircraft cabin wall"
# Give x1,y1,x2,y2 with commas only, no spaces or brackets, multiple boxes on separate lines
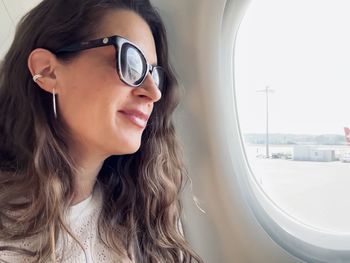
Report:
153,0,350,262
152,0,300,262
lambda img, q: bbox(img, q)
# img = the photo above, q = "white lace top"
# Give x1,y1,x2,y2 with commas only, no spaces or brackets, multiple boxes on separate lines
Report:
0,184,133,263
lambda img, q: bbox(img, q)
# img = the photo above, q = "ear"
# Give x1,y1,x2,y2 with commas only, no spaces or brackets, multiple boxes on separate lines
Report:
27,48,59,94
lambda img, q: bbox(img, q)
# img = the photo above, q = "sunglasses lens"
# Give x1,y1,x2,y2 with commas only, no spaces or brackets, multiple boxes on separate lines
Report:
120,43,146,85
152,67,165,91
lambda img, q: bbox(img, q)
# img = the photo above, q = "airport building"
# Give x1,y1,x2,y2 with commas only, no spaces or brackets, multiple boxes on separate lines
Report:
293,146,336,162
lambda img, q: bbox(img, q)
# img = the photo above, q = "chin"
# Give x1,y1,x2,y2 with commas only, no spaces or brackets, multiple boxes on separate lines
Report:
114,140,142,155
125,146,141,154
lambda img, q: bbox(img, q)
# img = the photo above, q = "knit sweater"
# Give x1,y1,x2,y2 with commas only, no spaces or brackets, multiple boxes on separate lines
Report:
0,184,133,263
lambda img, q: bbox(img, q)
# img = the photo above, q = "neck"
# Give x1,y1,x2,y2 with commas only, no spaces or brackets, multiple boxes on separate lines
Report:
70,162,103,205
69,142,106,206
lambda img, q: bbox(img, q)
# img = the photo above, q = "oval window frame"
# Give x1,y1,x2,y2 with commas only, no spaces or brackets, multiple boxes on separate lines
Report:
223,0,350,262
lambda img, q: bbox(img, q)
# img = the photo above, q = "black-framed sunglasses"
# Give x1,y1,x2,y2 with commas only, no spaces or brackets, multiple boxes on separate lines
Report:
54,35,165,91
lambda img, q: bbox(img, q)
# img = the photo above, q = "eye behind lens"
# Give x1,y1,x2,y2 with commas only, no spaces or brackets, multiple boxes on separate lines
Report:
120,43,147,86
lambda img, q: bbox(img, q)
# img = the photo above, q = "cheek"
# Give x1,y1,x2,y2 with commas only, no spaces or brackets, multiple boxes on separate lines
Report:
57,75,143,155
57,62,111,132
58,58,117,123
58,52,148,155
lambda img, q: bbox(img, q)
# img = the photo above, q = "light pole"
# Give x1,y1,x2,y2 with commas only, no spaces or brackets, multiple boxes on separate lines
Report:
257,86,275,158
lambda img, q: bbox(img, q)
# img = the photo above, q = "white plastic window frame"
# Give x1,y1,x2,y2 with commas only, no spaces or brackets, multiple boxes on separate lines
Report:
222,0,350,262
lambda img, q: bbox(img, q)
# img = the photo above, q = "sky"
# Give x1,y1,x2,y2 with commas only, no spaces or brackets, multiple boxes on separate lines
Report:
235,0,350,135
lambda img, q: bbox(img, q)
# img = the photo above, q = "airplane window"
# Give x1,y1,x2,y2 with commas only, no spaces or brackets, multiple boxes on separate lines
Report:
235,0,350,233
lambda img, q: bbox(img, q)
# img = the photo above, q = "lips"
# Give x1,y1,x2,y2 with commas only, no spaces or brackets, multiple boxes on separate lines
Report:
118,109,150,129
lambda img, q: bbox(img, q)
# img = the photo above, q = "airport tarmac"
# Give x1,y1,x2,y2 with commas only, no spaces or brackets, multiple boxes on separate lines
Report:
246,145,350,233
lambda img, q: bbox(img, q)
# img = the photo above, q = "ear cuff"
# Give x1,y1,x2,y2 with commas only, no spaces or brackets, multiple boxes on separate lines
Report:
33,74,43,82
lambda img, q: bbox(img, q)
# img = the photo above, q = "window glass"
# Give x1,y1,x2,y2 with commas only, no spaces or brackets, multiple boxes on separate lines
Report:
235,0,350,232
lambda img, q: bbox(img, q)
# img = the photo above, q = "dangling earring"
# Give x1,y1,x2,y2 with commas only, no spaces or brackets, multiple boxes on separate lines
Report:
33,74,43,82
52,87,57,119
33,74,57,119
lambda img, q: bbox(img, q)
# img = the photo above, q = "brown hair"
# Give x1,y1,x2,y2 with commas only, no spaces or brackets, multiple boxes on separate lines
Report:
0,0,203,262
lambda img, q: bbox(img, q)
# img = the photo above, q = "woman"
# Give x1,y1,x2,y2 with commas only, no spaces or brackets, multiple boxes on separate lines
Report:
0,0,203,262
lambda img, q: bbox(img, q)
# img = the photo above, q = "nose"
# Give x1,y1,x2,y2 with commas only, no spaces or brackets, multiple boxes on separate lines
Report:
132,73,162,102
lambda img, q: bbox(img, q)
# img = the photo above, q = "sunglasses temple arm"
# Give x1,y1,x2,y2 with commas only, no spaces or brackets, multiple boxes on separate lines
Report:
54,38,115,54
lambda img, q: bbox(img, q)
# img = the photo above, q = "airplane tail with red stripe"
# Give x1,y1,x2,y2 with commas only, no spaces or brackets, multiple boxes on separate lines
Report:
344,127,350,145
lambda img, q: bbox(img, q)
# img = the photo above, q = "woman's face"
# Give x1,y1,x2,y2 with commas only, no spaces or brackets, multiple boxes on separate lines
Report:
56,10,161,158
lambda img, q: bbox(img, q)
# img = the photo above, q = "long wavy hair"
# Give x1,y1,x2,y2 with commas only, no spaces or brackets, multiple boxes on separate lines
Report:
0,0,203,262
